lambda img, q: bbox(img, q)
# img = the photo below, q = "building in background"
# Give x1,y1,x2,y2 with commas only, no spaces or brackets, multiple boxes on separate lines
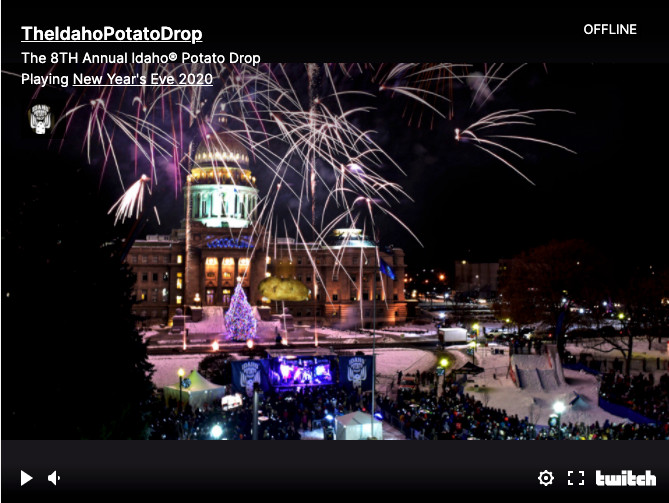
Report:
453,260,508,299
125,131,406,327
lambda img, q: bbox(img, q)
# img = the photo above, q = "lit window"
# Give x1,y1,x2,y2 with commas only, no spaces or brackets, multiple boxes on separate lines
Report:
177,255,183,264
163,272,169,281
205,257,218,266
222,272,232,279
266,256,271,264
176,278,183,290
176,295,182,305
140,289,147,301
162,288,169,302
239,258,250,267
222,258,234,266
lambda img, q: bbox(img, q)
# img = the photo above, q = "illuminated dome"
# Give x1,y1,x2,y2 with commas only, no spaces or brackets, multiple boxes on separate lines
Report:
193,132,250,168
187,131,259,229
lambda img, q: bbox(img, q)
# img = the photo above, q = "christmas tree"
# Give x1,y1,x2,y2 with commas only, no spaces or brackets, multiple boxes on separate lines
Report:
225,283,257,341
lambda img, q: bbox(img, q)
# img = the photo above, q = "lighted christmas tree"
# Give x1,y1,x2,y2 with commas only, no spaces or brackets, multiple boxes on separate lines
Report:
224,283,257,341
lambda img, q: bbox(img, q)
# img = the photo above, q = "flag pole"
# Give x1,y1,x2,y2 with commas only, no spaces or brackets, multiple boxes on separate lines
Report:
370,227,377,439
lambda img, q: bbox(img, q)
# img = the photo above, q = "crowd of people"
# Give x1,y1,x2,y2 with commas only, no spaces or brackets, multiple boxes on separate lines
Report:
599,371,669,424
149,385,365,440
148,367,669,441
376,374,669,440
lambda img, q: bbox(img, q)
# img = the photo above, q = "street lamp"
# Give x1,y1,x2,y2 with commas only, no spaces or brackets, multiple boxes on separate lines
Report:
177,368,185,412
552,401,565,439
210,424,223,439
471,323,480,363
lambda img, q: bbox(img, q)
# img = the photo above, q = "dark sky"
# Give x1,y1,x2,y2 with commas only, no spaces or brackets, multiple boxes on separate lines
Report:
3,9,668,273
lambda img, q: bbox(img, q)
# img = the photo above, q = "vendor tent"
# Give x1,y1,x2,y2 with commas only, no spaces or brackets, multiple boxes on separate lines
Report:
335,411,383,440
163,370,226,410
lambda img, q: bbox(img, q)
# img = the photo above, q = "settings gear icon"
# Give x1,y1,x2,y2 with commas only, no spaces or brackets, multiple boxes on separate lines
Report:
538,470,554,486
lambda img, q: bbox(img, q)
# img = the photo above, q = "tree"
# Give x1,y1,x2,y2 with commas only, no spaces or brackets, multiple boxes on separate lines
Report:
498,240,610,358
2,150,155,439
225,283,257,341
590,265,669,375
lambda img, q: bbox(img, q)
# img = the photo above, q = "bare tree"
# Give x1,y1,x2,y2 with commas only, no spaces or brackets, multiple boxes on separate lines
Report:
497,240,610,359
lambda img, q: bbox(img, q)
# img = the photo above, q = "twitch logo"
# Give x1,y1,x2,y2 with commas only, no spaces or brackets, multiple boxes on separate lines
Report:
595,470,656,487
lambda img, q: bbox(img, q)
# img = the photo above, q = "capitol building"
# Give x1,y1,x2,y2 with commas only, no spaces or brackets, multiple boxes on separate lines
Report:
125,131,407,327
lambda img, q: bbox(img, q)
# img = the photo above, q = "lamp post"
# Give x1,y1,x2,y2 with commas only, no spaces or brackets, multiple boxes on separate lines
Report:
471,323,480,363
252,382,260,440
177,368,185,412
371,242,377,439
552,401,565,439
437,358,448,398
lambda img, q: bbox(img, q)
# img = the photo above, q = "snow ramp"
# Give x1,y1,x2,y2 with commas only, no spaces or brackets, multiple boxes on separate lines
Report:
511,345,565,391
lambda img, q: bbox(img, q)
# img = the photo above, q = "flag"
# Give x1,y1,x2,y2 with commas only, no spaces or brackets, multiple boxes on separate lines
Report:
378,257,396,280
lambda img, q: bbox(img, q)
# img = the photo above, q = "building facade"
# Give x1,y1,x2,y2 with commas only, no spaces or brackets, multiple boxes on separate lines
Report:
126,132,407,327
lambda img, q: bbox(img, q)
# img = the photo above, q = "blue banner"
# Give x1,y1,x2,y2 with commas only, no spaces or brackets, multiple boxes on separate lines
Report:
230,359,271,397
379,257,396,280
339,355,375,391
598,397,656,425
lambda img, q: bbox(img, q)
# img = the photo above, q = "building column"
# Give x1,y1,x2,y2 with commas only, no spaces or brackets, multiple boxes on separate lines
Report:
185,182,200,309
216,256,223,304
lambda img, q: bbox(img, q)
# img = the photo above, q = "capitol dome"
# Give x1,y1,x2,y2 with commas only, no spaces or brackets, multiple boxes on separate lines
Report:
193,131,250,168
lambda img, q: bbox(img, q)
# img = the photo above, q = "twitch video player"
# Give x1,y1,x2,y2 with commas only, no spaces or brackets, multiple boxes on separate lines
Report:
2,7,668,499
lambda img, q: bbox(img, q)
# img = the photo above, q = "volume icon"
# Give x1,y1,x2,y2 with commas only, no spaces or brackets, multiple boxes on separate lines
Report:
48,471,60,486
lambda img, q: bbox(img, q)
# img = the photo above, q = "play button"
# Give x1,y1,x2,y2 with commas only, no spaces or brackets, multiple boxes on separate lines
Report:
20,470,33,486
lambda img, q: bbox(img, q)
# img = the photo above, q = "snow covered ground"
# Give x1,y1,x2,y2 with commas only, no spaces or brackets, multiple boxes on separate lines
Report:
149,354,208,388
458,345,626,426
146,328,668,433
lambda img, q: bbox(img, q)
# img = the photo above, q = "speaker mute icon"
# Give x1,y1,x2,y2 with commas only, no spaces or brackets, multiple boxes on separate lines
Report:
48,471,61,486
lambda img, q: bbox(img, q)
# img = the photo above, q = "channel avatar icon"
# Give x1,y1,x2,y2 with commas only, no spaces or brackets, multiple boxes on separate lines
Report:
29,104,52,134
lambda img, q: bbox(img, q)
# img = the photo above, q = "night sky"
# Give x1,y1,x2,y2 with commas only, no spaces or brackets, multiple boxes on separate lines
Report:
3,10,668,276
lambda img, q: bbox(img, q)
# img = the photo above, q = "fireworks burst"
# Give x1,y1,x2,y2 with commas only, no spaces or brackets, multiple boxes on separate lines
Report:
455,109,576,185
108,174,151,225
16,61,574,322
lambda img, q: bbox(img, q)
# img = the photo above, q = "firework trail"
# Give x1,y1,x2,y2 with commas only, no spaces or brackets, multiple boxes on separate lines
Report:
15,61,574,317
455,109,576,185
108,174,151,225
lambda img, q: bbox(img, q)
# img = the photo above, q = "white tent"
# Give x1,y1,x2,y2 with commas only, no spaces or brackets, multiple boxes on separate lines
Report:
163,370,226,410
335,411,383,440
